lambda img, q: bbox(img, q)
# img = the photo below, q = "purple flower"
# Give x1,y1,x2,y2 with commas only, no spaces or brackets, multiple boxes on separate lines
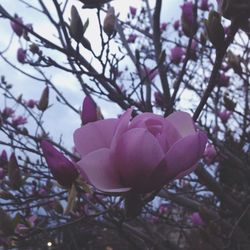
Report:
12,116,27,126
17,48,26,63
181,2,194,26
1,107,15,118
160,22,168,31
171,46,185,64
218,110,232,123
24,99,37,109
74,110,207,193
200,0,209,11
40,140,78,187
191,212,204,226
203,144,217,164
10,16,23,36
129,6,137,17
81,96,98,125
173,20,180,30
127,34,137,43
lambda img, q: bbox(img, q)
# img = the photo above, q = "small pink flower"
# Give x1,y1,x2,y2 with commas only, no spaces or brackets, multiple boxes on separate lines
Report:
12,116,27,126
17,48,26,63
1,107,15,118
24,99,37,109
171,46,185,64
191,212,204,226
218,110,232,123
203,144,217,164
81,96,98,125
127,34,137,43
143,67,158,81
173,20,180,30
74,110,207,194
40,140,79,187
129,6,137,17
10,16,23,36
160,22,168,32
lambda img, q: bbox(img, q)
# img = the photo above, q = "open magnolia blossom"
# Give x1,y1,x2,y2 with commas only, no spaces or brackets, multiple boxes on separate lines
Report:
74,109,207,194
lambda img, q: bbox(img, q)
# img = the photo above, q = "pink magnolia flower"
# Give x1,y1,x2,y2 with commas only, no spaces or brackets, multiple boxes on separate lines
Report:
160,22,168,32
74,110,207,193
17,48,26,63
191,212,204,226
12,116,27,126
127,34,137,43
143,67,158,81
203,143,217,164
200,0,209,11
81,96,98,125
173,20,180,30
171,46,185,64
129,6,137,17
218,110,232,123
40,140,78,187
1,107,15,118
181,2,194,26
10,16,23,36
24,99,37,109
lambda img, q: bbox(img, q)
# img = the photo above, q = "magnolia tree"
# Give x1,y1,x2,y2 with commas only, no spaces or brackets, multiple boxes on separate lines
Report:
0,0,250,249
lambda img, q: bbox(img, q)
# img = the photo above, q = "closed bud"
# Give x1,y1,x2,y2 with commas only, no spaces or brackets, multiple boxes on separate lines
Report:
81,96,98,125
70,6,84,42
8,153,22,190
0,208,15,236
10,15,23,37
40,140,78,187
227,50,242,75
80,0,113,9
37,86,49,111
17,48,26,63
205,11,225,51
103,7,116,37
29,43,39,54
224,95,236,111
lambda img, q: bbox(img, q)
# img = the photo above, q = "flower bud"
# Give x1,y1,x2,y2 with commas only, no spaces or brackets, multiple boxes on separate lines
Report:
227,50,242,75
81,96,98,125
70,6,84,42
37,86,49,111
203,144,217,164
129,6,137,17
191,212,204,226
181,2,197,37
17,48,26,63
8,153,22,190
12,116,27,127
0,208,15,236
103,7,116,37
40,140,78,187
218,110,232,123
170,46,184,64
10,16,23,36
205,11,225,51
127,34,137,43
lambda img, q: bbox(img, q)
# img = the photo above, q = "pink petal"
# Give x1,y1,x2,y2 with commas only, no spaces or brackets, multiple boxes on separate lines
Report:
165,131,207,181
111,109,132,150
114,128,165,190
78,148,131,193
74,119,118,157
165,112,196,137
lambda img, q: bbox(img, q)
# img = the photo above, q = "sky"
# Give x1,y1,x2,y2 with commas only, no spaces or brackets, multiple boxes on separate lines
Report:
0,0,183,148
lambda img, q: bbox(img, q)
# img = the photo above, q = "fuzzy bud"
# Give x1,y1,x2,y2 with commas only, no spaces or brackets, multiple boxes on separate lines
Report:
8,153,22,190
70,6,84,42
37,86,49,111
103,7,116,37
